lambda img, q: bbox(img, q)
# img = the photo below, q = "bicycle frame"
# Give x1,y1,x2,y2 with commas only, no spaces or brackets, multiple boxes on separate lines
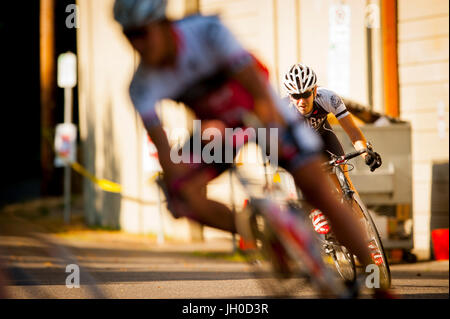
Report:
334,165,353,198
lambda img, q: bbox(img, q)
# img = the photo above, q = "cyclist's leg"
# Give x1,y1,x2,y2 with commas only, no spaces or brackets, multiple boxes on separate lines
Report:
318,127,347,197
321,127,364,219
175,167,237,232
166,134,237,233
290,160,373,267
274,124,373,267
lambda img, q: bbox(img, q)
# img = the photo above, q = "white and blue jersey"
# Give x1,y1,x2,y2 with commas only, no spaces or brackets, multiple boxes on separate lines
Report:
292,87,350,132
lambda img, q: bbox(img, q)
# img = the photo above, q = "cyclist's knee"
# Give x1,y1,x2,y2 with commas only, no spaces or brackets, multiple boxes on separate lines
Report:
168,183,208,219
167,194,205,220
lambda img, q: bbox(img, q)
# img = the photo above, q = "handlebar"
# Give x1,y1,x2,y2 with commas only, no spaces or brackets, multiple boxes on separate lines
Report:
323,143,377,168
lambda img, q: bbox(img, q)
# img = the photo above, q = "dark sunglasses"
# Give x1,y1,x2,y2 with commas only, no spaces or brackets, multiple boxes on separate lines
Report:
290,90,314,100
124,27,148,39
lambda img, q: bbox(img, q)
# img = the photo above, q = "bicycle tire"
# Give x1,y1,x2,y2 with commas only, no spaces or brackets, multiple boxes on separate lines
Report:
307,229,357,283
331,243,356,283
321,166,357,283
352,193,392,289
333,164,390,288
242,207,310,297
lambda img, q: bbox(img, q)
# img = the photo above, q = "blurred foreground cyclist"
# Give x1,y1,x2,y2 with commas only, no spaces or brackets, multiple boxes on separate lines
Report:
113,0,393,298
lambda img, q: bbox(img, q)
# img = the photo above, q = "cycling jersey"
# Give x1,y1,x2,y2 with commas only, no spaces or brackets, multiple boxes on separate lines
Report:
287,87,349,159
130,15,258,128
128,14,323,188
130,15,306,128
291,87,350,133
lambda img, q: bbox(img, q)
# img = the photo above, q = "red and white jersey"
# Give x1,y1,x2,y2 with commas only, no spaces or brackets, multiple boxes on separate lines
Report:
129,15,304,129
130,15,252,126
128,14,322,167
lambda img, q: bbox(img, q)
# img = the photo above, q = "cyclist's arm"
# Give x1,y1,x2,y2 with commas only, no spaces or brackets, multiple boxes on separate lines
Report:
145,123,184,181
232,61,285,126
337,114,368,159
130,71,187,180
203,17,284,126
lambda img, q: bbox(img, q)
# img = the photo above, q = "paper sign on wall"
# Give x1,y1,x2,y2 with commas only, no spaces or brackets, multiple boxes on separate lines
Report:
328,4,351,97
54,123,77,167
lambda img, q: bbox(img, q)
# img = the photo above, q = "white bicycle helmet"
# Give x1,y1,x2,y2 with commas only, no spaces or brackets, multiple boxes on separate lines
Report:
113,0,167,30
283,63,317,95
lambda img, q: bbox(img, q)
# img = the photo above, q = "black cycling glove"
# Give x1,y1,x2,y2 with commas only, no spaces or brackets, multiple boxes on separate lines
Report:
365,151,382,172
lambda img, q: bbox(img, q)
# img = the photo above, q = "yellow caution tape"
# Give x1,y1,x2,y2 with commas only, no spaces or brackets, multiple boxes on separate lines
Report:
273,172,281,183
70,162,161,194
71,162,122,193
148,171,160,182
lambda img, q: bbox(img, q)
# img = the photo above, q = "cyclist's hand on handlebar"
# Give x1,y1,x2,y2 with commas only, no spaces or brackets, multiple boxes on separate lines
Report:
365,151,382,172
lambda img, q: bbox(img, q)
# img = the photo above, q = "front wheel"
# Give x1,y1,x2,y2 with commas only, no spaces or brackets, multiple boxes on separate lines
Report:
241,207,310,297
330,243,356,283
352,194,391,289
239,199,353,298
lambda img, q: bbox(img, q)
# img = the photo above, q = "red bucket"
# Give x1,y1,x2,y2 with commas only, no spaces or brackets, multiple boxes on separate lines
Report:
431,229,449,260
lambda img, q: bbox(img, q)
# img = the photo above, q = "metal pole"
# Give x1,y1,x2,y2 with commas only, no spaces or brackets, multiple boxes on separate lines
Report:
64,164,71,224
156,103,165,244
64,87,73,123
64,87,73,224
157,173,165,244
366,25,374,109
229,167,237,253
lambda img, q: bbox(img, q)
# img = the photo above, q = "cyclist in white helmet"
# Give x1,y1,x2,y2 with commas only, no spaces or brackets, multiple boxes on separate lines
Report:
284,63,382,176
113,0,381,285
283,63,383,259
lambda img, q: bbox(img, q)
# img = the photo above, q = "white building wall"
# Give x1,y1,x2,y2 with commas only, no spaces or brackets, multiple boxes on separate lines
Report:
398,0,449,259
76,0,448,254
76,0,203,241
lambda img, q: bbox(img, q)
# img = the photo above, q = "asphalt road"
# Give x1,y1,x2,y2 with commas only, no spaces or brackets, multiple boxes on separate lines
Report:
0,232,448,299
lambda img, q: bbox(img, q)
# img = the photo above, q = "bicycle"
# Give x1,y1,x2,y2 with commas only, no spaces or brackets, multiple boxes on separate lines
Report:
235,159,365,298
317,143,391,289
155,156,359,298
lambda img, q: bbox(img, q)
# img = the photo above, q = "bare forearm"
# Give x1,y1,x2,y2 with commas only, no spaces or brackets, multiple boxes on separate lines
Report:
145,124,175,173
353,138,367,151
338,115,368,158
233,63,285,126
352,131,368,161
293,158,373,267
347,126,366,148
